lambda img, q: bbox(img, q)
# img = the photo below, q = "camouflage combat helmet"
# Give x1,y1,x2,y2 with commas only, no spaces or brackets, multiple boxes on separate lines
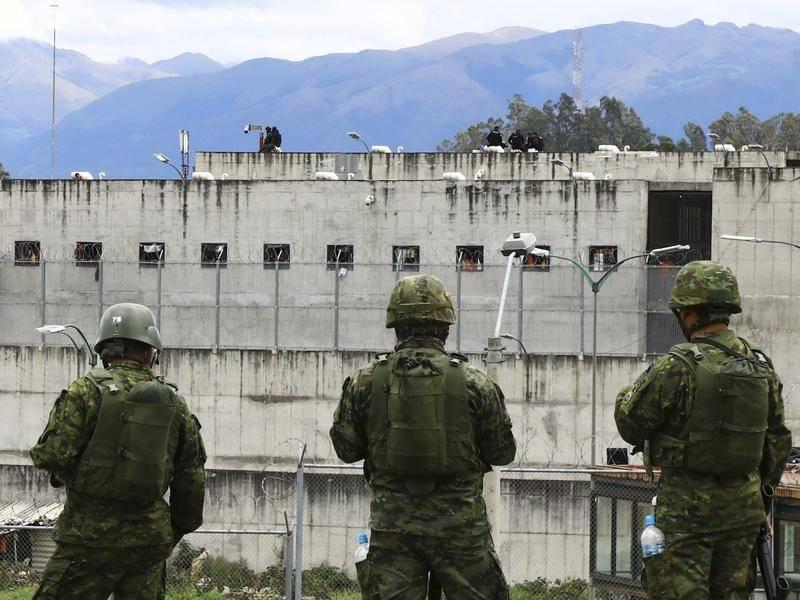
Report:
668,261,742,314
385,274,457,328
94,303,163,352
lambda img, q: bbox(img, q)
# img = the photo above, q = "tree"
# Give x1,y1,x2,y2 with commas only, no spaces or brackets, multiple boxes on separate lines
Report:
682,122,707,151
437,117,505,152
0,162,8,179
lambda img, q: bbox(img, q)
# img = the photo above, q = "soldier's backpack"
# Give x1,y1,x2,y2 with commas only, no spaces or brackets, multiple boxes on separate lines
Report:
70,368,179,504
367,352,482,482
649,338,771,477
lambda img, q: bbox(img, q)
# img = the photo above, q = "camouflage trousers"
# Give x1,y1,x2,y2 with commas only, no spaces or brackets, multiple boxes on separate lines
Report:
357,530,509,600
33,542,170,600
643,526,759,599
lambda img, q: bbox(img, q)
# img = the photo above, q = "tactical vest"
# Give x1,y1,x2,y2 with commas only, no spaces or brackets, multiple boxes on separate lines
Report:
367,351,481,484
69,367,179,505
649,338,771,477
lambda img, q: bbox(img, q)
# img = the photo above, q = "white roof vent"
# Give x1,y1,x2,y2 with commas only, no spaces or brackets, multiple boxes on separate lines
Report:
598,145,621,153
192,171,215,180
443,172,466,181
71,171,93,180
370,145,392,154
715,144,737,152
483,145,505,153
573,172,596,181
315,171,340,181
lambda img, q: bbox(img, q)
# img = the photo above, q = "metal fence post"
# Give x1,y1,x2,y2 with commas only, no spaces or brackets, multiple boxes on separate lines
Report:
39,252,47,345
214,260,221,350
456,262,462,352
283,511,293,600
334,267,340,350
294,444,306,600
274,262,280,350
517,262,524,343
156,257,163,329
579,268,585,359
97,259,104,323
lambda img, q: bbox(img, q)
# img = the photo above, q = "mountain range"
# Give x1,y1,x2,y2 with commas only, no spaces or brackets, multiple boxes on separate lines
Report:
2,20,800,178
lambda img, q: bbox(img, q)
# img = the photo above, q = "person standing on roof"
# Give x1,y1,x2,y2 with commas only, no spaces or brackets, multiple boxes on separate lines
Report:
331,274,516,599
486,126,505,149
614,261,791,598
508,129,525,152
31,303,207,600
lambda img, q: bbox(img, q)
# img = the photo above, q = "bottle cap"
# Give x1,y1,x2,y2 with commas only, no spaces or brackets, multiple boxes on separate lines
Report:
645,514,655,526
358,533,369,544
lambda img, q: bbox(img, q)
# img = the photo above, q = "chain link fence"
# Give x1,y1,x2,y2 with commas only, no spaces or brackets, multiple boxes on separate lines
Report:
1,463,790,599
0,252,688,356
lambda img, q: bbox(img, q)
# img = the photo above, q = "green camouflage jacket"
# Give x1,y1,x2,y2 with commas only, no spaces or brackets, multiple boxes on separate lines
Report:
30,359,207,547
330,337,516,538
615,328,792,534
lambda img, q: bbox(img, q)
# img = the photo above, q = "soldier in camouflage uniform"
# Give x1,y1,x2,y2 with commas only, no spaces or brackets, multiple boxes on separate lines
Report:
331,274,516,600
31,303,207,600
614,261,791,599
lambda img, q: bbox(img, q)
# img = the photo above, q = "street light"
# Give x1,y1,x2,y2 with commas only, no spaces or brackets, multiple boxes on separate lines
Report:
35,323,98,367
346,131,370,153
722,234,800,251
551,158,575,184
517,240,690,465
153,153,187,184
746,144,773,179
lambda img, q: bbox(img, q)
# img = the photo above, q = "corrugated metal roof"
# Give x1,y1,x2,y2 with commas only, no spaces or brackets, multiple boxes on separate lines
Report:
0,500,62,528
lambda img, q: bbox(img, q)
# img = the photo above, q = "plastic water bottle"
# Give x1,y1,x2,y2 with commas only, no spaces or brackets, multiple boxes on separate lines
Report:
641,514,665,557
354,532,370,564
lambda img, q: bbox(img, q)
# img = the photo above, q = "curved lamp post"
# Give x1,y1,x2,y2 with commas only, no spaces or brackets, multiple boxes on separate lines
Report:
153,153,187,185
722,234,800,251
346,131,370,153
36,323,98,370
529,243,690,465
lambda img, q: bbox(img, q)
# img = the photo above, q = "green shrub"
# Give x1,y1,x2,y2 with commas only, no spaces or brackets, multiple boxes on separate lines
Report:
0,587,36,600
301,564,359,599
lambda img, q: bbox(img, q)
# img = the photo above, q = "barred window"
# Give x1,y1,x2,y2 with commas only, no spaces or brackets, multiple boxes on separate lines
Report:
392,245,420,272
456,245,484,272
139,242,165,265
75,241,103,265
14,241,40,266
327,244,354,271
264,244,290,270
201,243,228,267
589,245,618,272
523,245,551,272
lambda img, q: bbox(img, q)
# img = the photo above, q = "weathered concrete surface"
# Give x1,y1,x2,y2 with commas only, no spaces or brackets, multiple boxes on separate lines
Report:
194,151,788,182
0,346,652,470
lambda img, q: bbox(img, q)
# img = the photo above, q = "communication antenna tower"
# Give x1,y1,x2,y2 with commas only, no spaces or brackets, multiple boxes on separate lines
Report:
572,27,583,107
50,3,59,179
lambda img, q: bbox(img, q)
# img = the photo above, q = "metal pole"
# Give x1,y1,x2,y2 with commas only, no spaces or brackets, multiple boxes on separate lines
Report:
579,270,585,358
156,256,163,328
484,336,504,549
274,262,280,350
40,253,47,345
334,267,340,350
50,4,58,179
214,259,221,350
97,259,104,323
294,445,307,600
283,511,293,600
494,255,516,337
591,289,598,466
517,261,523,343
456,262,462,352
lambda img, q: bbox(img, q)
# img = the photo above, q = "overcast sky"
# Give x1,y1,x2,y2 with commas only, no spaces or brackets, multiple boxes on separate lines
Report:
4,0,800,64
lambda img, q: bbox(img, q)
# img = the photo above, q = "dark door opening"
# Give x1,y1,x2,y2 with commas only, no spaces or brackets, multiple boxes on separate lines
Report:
646,191,712,354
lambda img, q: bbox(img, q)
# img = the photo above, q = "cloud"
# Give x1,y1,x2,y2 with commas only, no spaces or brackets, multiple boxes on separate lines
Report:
2,0,799,65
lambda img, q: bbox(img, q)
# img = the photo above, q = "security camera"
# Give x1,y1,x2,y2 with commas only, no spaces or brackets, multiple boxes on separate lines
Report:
243,125,250,134
365,195,375,206
501,231,537,257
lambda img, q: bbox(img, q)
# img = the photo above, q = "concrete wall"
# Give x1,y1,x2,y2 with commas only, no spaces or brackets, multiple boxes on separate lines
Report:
194,151,789,183
0,178,652,354
0,345,652,470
